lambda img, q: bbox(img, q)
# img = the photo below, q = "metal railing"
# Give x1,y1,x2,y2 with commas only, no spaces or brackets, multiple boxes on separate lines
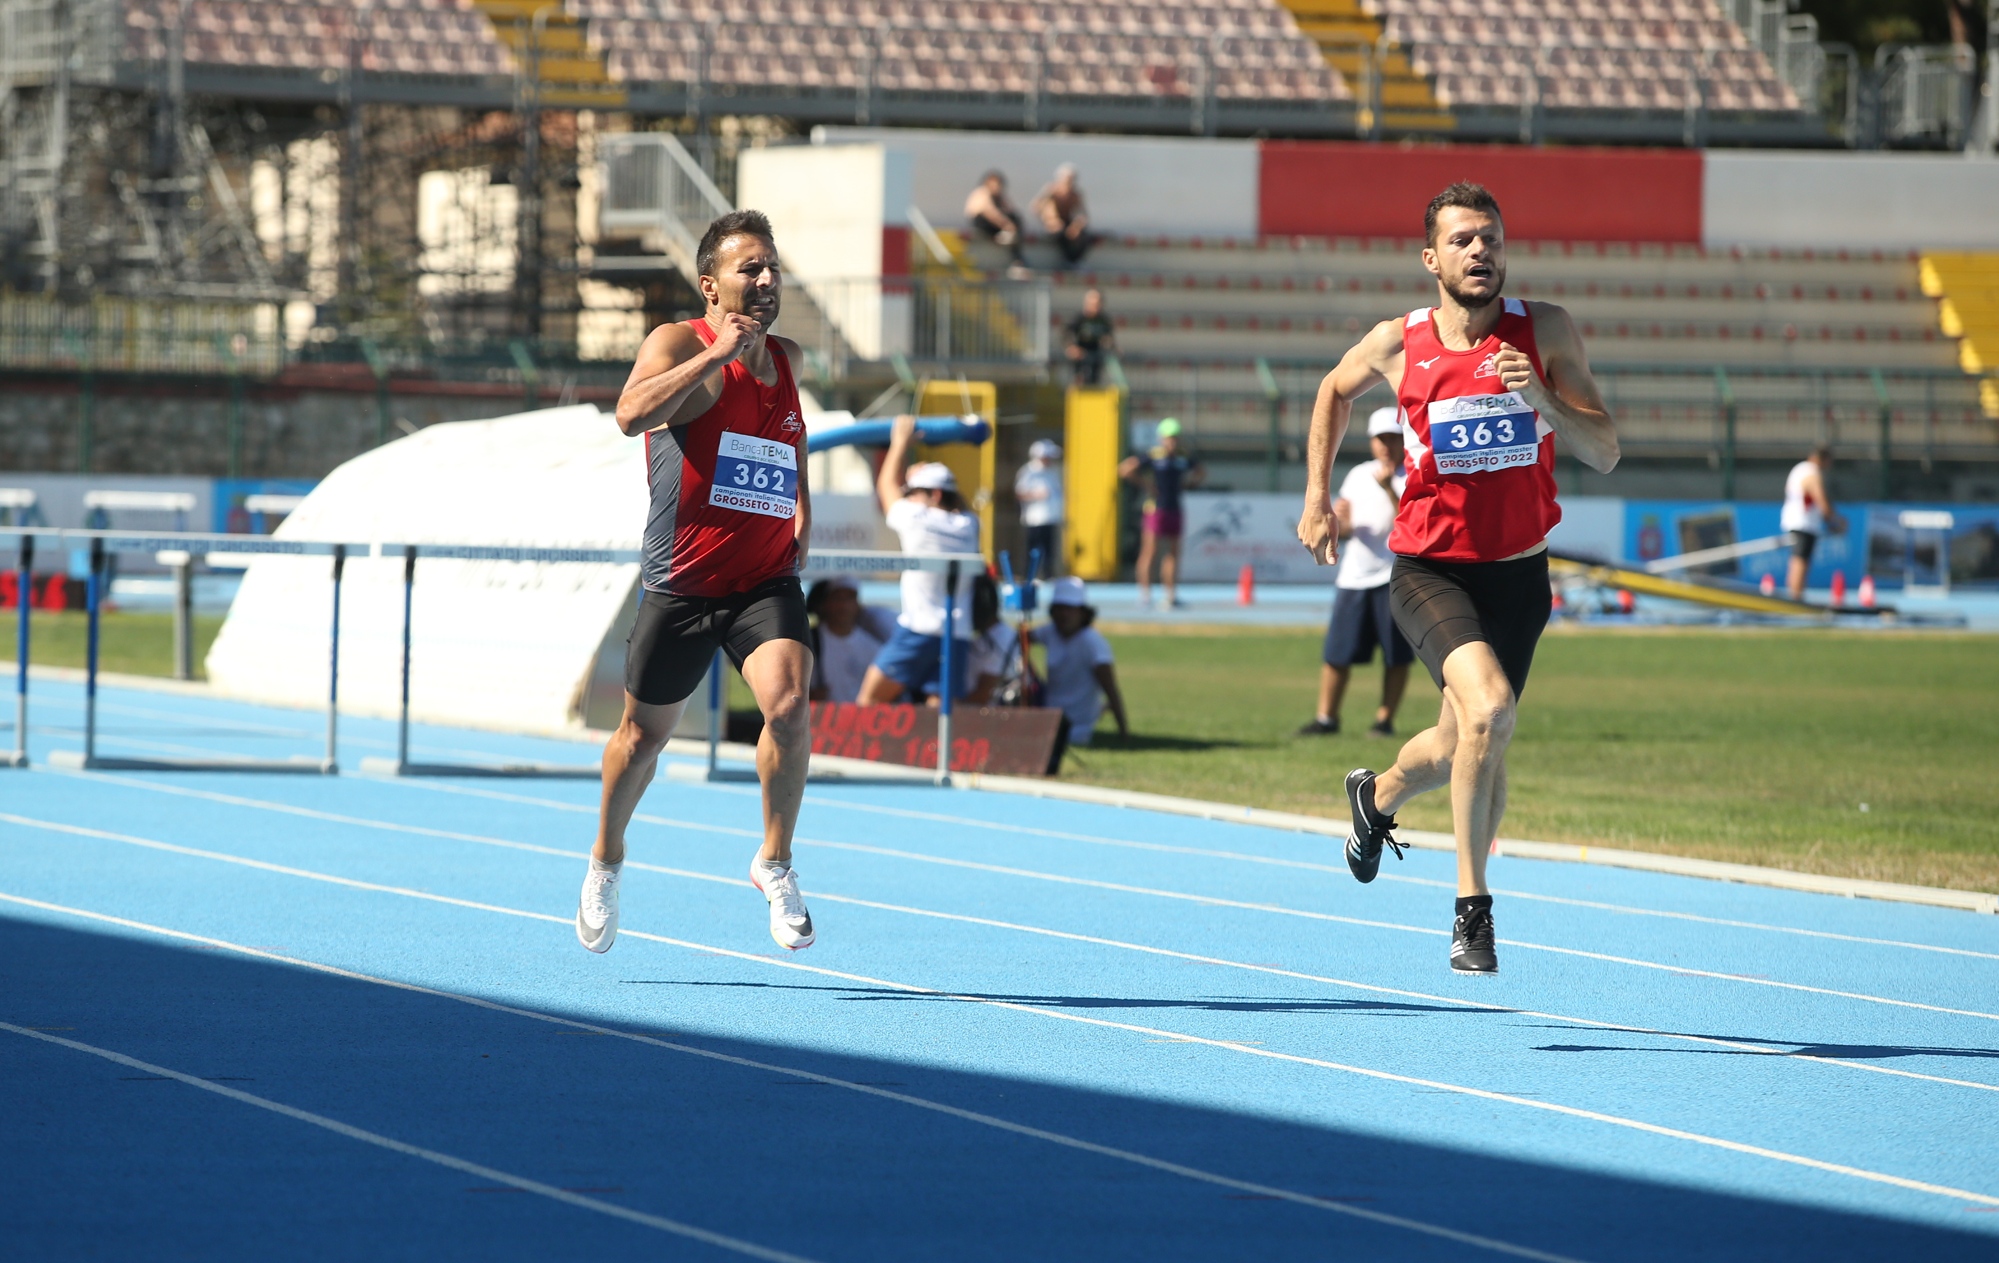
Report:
1874,42,1979,147
0,294,282,375
791,275,1051,367
1116,359,1994,476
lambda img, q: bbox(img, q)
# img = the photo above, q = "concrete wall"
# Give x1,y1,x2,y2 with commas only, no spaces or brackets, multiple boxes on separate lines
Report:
740,143,914,358
1703,152,1999,252
811,127,1260,239
1261,142,1705,243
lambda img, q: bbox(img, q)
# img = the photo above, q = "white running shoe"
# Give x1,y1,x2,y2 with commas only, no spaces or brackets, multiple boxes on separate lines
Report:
750,858,815,950
576,864,620,954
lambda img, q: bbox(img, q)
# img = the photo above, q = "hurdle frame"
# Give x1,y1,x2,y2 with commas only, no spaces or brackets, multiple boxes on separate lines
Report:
45,530,368,774
4,528,61,768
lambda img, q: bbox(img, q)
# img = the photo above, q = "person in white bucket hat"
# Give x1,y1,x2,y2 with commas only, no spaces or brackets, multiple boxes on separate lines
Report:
859,416,983,704
1032,577,1127,762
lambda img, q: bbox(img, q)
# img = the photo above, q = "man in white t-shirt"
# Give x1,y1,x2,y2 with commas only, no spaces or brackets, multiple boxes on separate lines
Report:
1780,444,1843,601
807,574,897,703
1299,406,1414,738
859,414,982,704
1014,439,1064,578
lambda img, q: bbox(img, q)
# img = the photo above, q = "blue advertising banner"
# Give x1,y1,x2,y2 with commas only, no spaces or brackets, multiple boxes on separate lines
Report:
1623,500,1999,590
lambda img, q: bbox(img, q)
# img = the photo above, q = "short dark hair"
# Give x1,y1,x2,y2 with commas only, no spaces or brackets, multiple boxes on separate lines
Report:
1424,182,1503,246
696,209,775,278
1811,443,1833,463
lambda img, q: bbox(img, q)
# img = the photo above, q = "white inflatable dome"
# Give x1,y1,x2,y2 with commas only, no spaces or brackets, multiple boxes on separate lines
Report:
206,405,652,736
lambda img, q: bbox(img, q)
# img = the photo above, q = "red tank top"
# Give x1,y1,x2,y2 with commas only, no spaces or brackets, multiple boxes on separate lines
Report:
1386,298,1561,563
641,320,806,596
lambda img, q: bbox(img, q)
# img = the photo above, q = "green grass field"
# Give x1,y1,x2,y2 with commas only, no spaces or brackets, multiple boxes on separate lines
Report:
1067,624,1999,895
15,610,1996,894
9,611,226,680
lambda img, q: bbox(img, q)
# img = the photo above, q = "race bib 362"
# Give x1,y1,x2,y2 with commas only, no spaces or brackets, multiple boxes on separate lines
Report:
709,431,799,519
1428,393,1542,475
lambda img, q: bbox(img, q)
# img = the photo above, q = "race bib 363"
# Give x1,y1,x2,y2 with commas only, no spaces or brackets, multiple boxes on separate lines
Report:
1428,393,1543,475
709,431,799,519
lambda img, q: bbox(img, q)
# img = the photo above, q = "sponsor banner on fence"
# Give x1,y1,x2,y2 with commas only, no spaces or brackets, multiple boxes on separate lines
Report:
1180,493,1335,584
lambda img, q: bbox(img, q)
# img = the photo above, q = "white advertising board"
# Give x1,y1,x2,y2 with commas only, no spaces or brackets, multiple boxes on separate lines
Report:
1181,492,1335,585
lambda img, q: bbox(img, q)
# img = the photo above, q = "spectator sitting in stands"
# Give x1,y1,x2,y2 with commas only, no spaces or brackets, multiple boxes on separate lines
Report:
806,574,897,704
1034,577,1128,751
964,169,1031,278
1065,289,1116,387
1031,163,1096,269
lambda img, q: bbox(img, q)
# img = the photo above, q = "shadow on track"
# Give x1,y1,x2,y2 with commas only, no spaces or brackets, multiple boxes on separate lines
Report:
4,914,1993,1263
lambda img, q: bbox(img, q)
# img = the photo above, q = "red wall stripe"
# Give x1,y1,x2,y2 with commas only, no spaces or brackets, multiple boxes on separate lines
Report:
1257,142,1704,244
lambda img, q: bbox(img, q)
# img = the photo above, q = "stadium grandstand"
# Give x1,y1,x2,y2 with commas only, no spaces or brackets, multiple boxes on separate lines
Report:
1,0,1995,501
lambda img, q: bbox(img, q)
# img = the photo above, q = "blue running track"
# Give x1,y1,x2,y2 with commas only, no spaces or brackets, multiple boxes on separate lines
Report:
3,676,1997,1261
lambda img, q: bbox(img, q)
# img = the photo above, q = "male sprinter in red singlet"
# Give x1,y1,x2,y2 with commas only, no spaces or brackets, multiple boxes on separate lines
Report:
1297,183,1620,973
576,209,818,955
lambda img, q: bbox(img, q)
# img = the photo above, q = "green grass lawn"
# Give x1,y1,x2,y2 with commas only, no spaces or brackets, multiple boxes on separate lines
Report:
1065,625,1999,895
16,609,1996,893
6,611,226,680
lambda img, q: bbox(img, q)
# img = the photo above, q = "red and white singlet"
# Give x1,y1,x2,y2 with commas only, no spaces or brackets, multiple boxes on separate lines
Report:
1386,297,1561,563
641,319,807,596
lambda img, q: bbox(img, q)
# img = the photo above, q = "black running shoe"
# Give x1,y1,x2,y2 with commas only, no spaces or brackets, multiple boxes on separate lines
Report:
1297,717,1340,736
1451,905,1498,974
1366,718,1395,738
1342,768,1403,883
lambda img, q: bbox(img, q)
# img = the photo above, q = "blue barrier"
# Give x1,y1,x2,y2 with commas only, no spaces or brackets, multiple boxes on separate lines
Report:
806,415,990,454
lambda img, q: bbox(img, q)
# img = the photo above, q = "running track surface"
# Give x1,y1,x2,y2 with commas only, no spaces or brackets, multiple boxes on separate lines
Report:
3,679,1997,1262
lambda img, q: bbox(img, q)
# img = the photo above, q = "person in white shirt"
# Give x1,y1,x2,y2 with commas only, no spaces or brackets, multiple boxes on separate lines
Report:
961,573,1020,704
859,414,983,704
1300,406,1414,738
1780,444,1844,601
806,574,897,703
1014,439,1065,578
1035,576,1128,751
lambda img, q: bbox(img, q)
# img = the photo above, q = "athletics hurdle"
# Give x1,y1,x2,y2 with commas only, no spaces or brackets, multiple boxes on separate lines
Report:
46,530,366,774
4,528,61,768
354,545,983,784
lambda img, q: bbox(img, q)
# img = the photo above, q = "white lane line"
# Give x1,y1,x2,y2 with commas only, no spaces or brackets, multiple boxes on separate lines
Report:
26,776,1999,1095
773,788,1999,963
44,774,1999,1026
35,697,1994,963
29,694,577,765
0,892,1588,1263
6,816,1997,1213
0,1016,819,1262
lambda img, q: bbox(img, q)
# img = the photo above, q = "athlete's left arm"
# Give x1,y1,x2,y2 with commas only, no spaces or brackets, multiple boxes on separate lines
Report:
775,337,812,565
1498,303,1620,474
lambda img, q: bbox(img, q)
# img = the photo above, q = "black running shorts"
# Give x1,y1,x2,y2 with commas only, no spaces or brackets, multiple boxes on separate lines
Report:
624,576,811,707
1791,529,1818,562
1387,550,1552,699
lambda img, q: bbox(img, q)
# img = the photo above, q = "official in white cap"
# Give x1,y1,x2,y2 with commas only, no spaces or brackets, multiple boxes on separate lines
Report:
1300,406,1414,738
859,415,983,705
1015,438,1065,579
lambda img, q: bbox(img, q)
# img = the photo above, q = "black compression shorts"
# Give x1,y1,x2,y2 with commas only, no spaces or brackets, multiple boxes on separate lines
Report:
624,576,810,707
1387,551,1552,700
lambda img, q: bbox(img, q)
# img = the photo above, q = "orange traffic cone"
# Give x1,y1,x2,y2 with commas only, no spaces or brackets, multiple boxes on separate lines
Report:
1831,570,1847,607
1237,564,1255,606
1759,573,1776,596
1859,574,1876,608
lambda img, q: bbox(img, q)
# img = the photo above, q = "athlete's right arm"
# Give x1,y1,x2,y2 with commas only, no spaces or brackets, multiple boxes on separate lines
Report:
611,315,758,437
1298,320,1402,565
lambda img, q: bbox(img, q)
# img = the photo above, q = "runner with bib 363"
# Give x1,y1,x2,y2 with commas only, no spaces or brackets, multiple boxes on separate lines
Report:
1296,182,1621,974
